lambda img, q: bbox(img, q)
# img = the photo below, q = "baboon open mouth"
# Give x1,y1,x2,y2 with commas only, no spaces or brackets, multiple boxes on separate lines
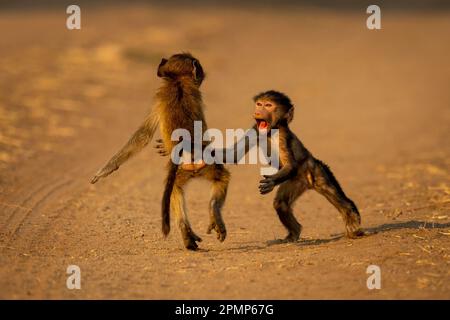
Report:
256,119,269,131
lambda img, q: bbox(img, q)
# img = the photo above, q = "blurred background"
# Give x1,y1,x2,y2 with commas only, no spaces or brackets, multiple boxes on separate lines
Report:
0,0,448,171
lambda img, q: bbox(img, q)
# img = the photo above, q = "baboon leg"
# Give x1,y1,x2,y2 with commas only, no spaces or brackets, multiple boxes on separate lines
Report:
206,166,230,242
312,161,364,238
171,178,202,250
273,180,307,242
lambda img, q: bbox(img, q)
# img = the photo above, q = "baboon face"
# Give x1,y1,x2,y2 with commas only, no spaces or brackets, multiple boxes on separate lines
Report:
253,91,294,132
157,53,205,85
254,99,277,133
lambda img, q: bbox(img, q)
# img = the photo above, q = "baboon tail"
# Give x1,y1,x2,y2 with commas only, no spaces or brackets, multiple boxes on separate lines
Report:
162,162,178,236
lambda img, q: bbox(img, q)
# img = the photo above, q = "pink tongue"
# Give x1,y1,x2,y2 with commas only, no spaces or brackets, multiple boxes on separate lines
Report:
259,121,268,130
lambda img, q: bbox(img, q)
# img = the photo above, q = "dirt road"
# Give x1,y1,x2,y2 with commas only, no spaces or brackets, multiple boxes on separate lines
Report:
0,4,449,299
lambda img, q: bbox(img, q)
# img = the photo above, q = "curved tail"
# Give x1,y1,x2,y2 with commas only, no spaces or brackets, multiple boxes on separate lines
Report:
162,162,178,236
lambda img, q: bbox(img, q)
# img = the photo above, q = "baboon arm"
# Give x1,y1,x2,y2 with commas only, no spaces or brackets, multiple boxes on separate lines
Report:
221,124,258,164
269,162,297,185
91,110,159,184
259,136,297,194
270,141,297,183
153,124,257,164
259,163,297,194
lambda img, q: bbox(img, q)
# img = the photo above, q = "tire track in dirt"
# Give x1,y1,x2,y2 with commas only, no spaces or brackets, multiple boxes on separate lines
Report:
7,180,73,240
0,149,101,252
1,179,54,220
1,180,58,232
1,158,165,298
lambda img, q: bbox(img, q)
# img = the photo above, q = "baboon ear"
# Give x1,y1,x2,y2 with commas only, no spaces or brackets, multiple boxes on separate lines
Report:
157,58,168,77
192,59,204,83
285,107,294,123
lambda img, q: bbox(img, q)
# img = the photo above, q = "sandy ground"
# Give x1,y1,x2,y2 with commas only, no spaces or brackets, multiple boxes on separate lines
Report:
0,4,449,299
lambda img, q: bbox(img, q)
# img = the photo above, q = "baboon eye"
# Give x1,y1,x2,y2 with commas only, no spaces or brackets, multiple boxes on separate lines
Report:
256,102,262,106
265,103,272,107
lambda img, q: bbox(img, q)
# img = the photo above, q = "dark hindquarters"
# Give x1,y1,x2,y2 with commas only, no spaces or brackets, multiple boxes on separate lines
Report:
312,159,363,238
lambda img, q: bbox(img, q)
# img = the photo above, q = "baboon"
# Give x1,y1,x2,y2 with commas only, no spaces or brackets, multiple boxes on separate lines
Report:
91,53,229,250
156,90,363,242
252,90,364,241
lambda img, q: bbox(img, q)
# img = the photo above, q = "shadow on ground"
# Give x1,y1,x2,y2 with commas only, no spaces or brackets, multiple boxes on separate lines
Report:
262,220,450,247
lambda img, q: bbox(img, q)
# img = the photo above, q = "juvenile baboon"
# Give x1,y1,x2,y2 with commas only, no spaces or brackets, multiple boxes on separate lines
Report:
155,90,363,242
91,53,229,250
252,90,364,241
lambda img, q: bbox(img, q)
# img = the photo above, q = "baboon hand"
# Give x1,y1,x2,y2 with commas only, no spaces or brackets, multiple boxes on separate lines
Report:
154,139,169,157
90,162,119,184
259,175,276,194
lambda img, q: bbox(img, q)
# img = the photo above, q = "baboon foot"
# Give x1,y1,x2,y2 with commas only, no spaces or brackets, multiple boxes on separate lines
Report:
344,212,363,239
284,231,300,243
182,230,202,251
206,222,227,242
284,223,302,242
267,226,301,245
267,233,299,246
184,239,199,250
345,220,364,239
346,228,365,239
